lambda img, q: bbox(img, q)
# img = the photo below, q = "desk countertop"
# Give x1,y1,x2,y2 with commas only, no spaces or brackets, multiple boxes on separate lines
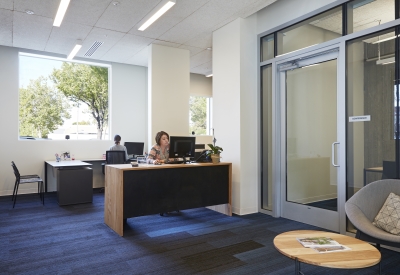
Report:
107,162,231,171
45,160,93,167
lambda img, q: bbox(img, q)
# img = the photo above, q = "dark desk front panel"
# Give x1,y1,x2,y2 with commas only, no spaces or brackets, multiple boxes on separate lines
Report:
123,165,229,218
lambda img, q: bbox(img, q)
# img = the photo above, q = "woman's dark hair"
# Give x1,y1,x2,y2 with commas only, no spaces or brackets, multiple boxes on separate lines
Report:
114,134,121,144
155,131,169,146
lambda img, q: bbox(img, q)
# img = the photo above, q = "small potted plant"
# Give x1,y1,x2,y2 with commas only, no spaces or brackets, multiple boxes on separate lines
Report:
207,144,223,164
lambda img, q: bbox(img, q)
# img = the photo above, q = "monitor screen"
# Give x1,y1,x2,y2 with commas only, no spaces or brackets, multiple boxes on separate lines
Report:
168,136,196,159
124,142,144,156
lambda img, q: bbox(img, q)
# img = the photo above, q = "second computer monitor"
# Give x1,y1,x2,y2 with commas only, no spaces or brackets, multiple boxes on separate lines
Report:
168,136,195,159
124,142,144,156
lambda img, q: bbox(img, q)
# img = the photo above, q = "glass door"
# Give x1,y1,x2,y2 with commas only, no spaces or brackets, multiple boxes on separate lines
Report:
279,48,345,232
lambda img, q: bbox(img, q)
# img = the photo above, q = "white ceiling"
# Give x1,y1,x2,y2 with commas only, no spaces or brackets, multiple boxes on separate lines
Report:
0,0,277,75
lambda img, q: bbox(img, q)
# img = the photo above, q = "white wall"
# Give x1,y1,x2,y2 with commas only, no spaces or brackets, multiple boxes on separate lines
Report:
190,73,212,97
213,16,258,215
0,45,147,195
147,44,190,150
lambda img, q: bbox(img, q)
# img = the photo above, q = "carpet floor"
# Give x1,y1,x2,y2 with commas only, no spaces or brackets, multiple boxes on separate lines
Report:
0,191,399,274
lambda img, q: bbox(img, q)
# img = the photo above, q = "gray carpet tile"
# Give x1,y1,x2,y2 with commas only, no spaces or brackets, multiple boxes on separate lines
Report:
0,191,399,274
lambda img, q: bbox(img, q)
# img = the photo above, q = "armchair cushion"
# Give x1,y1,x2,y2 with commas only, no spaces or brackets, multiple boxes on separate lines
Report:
373,192,400,235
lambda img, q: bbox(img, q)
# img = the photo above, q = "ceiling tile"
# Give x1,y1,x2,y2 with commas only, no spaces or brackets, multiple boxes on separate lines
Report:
14,0,58,18
178,44,204,56
63,0,113,27
183,32,212,49
128,0,210,39
0,0,13,10
80,27,125,59
152,39,180,48
126,46,149,67
13,11,53,51
95,0,160,33
191,60,212,75
101,33,154,63
190,49,212,69
45,21,93,56
0,8,12,46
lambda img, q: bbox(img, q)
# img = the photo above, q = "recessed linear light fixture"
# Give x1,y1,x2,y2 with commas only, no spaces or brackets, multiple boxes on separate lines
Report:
376,57,395,65
372,35,398,44
53,0,71,27
67,40,82,60
138,0,176,31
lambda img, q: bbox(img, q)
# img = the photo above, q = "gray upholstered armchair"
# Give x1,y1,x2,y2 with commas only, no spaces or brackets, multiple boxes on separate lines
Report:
345,179,400,248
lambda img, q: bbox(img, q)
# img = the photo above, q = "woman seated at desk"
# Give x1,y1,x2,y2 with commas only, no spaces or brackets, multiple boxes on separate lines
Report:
109,134,129,161
147,131,176,165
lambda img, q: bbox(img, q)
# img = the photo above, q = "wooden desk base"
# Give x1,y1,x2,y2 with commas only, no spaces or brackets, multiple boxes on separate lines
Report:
105,163,232,236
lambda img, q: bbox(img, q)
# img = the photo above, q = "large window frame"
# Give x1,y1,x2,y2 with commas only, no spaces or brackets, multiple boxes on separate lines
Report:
18,52,111,141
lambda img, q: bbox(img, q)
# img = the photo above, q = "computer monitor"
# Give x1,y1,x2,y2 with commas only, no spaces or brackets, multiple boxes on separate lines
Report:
124,142,144,157
168,136,196,163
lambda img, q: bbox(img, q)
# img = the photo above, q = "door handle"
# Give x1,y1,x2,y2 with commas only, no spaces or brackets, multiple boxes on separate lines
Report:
332,142,339,167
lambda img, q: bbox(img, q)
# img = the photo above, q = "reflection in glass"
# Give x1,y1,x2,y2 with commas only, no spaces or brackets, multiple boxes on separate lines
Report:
286,60,338,212
277,6,342,56
347,0,394,34
261,64,273,211
346,28,396,233
261,34,274,61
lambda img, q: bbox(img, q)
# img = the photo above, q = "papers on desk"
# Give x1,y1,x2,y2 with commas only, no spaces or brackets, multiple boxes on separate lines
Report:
297,237,351,253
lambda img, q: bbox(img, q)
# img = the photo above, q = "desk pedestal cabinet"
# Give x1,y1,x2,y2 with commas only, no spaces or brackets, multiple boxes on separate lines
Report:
105,163,232,236
57,168,93,206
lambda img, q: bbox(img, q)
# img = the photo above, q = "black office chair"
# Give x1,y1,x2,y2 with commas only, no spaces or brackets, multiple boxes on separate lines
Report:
101,151,126,193
382,160,397,179
11,161,44,208
102,150,127,174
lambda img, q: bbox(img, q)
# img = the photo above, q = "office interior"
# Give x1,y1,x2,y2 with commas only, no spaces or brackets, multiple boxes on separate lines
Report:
1,0,400,239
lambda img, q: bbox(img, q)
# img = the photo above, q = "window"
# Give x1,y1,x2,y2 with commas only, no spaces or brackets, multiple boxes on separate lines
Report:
189,96,212,135
19,53,110,140
276,6,342,56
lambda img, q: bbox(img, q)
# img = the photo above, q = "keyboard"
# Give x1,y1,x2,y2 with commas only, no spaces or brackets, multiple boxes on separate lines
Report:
168,161,184,164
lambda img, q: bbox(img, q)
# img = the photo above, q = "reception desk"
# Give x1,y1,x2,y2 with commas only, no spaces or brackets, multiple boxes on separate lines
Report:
105,162,232,236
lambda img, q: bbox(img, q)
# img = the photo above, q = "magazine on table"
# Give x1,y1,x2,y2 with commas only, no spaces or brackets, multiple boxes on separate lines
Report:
296,237,351,253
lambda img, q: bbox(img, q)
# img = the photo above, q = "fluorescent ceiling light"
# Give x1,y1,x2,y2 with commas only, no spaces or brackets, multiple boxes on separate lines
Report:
206,73,213,77
376,57,395,65
67,40,82,60
53,0,71,27
301,64,319,69
372,35,398,44
138,0,176,31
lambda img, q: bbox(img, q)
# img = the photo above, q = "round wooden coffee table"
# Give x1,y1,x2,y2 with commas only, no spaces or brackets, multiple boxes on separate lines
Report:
274,230,381,274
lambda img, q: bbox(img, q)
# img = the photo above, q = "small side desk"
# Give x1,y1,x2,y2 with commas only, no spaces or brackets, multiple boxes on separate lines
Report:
363,167,383,186
105,162,232,236
45,161,93,205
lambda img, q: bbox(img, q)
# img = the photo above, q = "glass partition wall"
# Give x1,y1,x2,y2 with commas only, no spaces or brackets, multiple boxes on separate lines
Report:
259,0,400,232
346,27,398,233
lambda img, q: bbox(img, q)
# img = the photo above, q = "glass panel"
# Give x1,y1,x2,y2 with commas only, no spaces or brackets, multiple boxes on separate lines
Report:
277,6,342,56
261,64,273,211
286,59,338,211
19,54,110,140
189,96,211,135
346,28,396,233
347,0,394,34
261,34,274,61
